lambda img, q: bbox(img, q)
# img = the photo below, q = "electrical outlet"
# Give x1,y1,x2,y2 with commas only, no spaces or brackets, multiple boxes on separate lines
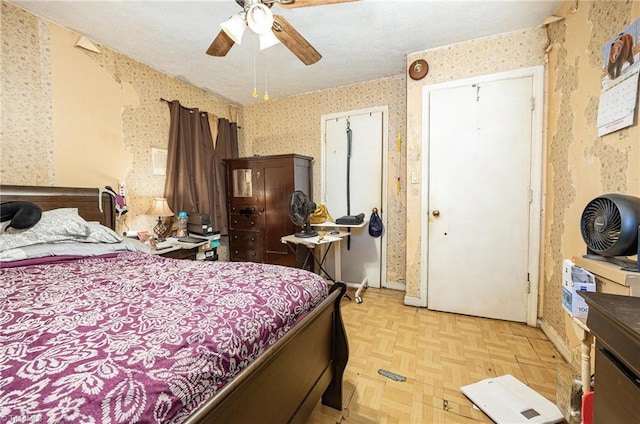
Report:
118,182,126,197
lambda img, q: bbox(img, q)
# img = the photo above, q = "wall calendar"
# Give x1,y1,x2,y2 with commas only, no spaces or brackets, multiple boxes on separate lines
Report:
597,18,640,137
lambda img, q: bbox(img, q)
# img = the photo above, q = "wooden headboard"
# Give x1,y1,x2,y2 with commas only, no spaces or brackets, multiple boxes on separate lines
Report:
0,185,116,229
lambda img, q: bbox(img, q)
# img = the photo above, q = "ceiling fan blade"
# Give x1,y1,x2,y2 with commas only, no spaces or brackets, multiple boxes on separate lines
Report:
277,0,358,8
272,15,321,65
206,30,235,56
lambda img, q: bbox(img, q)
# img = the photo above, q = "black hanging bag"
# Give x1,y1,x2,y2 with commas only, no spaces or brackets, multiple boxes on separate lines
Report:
368,207,383,238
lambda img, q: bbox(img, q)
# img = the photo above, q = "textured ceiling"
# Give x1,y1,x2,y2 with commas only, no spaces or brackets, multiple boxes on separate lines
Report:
10,0,561,105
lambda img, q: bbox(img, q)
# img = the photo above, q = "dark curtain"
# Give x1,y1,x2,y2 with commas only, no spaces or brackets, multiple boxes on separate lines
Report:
212,118,239,235
164,100,216,220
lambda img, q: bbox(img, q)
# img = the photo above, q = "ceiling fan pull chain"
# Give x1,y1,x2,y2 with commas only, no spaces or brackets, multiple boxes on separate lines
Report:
346,120,352,215
252,34,259,97
263,51,270,101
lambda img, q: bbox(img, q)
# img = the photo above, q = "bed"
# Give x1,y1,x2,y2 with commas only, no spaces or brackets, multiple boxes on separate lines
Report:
0,185,348,423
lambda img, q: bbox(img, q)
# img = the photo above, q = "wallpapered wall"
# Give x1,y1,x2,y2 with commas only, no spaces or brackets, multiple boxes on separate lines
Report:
1,2,236,242
544,0,639,359
405,27,549,302
241,77,407,284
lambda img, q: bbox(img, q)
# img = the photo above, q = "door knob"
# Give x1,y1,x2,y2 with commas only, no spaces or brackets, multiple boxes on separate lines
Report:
432,210,440,217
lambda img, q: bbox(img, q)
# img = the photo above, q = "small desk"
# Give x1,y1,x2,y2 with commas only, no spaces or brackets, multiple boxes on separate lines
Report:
312,220,369,303
282,227,368,303
566,257,640,407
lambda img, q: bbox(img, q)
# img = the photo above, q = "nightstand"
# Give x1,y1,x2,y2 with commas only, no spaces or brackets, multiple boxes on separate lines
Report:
155,245,199,260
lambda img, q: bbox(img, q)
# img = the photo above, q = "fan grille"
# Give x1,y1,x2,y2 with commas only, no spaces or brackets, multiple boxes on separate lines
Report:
581,197,622,253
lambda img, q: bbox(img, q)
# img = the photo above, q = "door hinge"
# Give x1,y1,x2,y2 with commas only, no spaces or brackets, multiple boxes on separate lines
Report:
530,97,535,111
527,273,531,294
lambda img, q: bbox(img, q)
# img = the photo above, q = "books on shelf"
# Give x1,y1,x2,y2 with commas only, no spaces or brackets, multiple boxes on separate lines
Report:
166,232,220,249
187,232,221,249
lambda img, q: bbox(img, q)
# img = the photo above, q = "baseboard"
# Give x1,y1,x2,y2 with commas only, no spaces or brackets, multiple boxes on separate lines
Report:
383,280,406,291
538,317,572,363
403,294,426,307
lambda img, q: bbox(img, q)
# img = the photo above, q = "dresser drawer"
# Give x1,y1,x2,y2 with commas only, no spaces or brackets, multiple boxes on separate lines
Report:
229,213,262,231
229,230,262,262
229,205,260,215
594,345,640,423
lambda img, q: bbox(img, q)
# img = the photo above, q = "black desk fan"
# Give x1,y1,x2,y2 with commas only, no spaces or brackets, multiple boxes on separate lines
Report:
289,191,317,238
580,193,640,272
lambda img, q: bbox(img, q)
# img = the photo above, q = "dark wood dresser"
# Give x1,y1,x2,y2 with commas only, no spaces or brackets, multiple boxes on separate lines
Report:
580,291,640,424
225,154,313,267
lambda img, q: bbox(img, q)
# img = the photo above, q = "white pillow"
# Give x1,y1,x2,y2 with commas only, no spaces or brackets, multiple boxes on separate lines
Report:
0,208,90,252
73,222,123,243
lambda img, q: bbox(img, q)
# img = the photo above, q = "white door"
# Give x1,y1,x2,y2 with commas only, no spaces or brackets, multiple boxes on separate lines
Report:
322,108,387,288
423,69,542,323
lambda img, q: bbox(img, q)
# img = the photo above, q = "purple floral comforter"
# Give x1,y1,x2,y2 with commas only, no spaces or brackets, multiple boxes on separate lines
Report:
0,252,328,423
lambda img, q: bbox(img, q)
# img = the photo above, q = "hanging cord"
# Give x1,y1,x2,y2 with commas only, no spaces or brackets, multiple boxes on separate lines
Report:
346,119,352,250
252,35,258,98
346,119,352,215
263,50,270,101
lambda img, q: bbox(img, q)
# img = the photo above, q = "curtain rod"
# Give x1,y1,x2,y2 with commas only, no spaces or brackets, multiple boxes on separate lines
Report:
160,98,240,128
160,97,198,111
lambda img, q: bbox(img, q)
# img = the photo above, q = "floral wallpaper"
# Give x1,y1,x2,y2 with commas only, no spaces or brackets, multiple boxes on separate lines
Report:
544,0,639,353
1,2,54,185
1,2,235,260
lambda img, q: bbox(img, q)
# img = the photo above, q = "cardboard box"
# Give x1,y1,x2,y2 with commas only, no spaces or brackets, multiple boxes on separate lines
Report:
562,259,596,318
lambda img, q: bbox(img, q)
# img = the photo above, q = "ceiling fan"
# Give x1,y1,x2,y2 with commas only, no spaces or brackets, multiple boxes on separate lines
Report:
206,0,356,65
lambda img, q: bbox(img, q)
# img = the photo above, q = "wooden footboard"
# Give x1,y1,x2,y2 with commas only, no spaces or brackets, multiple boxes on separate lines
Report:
185,282,349,424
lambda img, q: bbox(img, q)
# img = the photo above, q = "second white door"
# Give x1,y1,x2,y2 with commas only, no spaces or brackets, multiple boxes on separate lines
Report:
322,108,386,288
424,70,541,323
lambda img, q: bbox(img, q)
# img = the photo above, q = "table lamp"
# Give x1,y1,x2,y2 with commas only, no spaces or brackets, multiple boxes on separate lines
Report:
146,198,174,240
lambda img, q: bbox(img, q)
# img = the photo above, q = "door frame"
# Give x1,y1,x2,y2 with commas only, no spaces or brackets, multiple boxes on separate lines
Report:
420,66,544,326
320,106,389,288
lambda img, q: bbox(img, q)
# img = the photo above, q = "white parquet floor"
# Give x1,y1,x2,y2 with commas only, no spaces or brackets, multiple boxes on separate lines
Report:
307,288,566,424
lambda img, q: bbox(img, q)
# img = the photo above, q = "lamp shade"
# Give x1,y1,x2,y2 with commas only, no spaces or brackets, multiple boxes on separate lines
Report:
221,13,247,45
146,198,174,217
259,31,280,50
247,4,274,35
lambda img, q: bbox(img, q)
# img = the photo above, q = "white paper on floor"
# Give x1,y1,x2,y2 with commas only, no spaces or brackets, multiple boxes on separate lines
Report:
460,374,564,424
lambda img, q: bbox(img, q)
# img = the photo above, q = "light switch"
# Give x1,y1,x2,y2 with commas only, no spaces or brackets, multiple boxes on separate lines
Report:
411,172,419,184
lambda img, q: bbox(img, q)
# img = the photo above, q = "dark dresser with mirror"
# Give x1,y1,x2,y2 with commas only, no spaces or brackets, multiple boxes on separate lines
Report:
225,154,313,267
579,291,640,423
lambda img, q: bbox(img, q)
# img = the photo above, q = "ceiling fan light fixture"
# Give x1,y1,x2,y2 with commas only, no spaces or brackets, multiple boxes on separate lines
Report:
247,3,274,35
221,13,246,45
259,31,280,50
